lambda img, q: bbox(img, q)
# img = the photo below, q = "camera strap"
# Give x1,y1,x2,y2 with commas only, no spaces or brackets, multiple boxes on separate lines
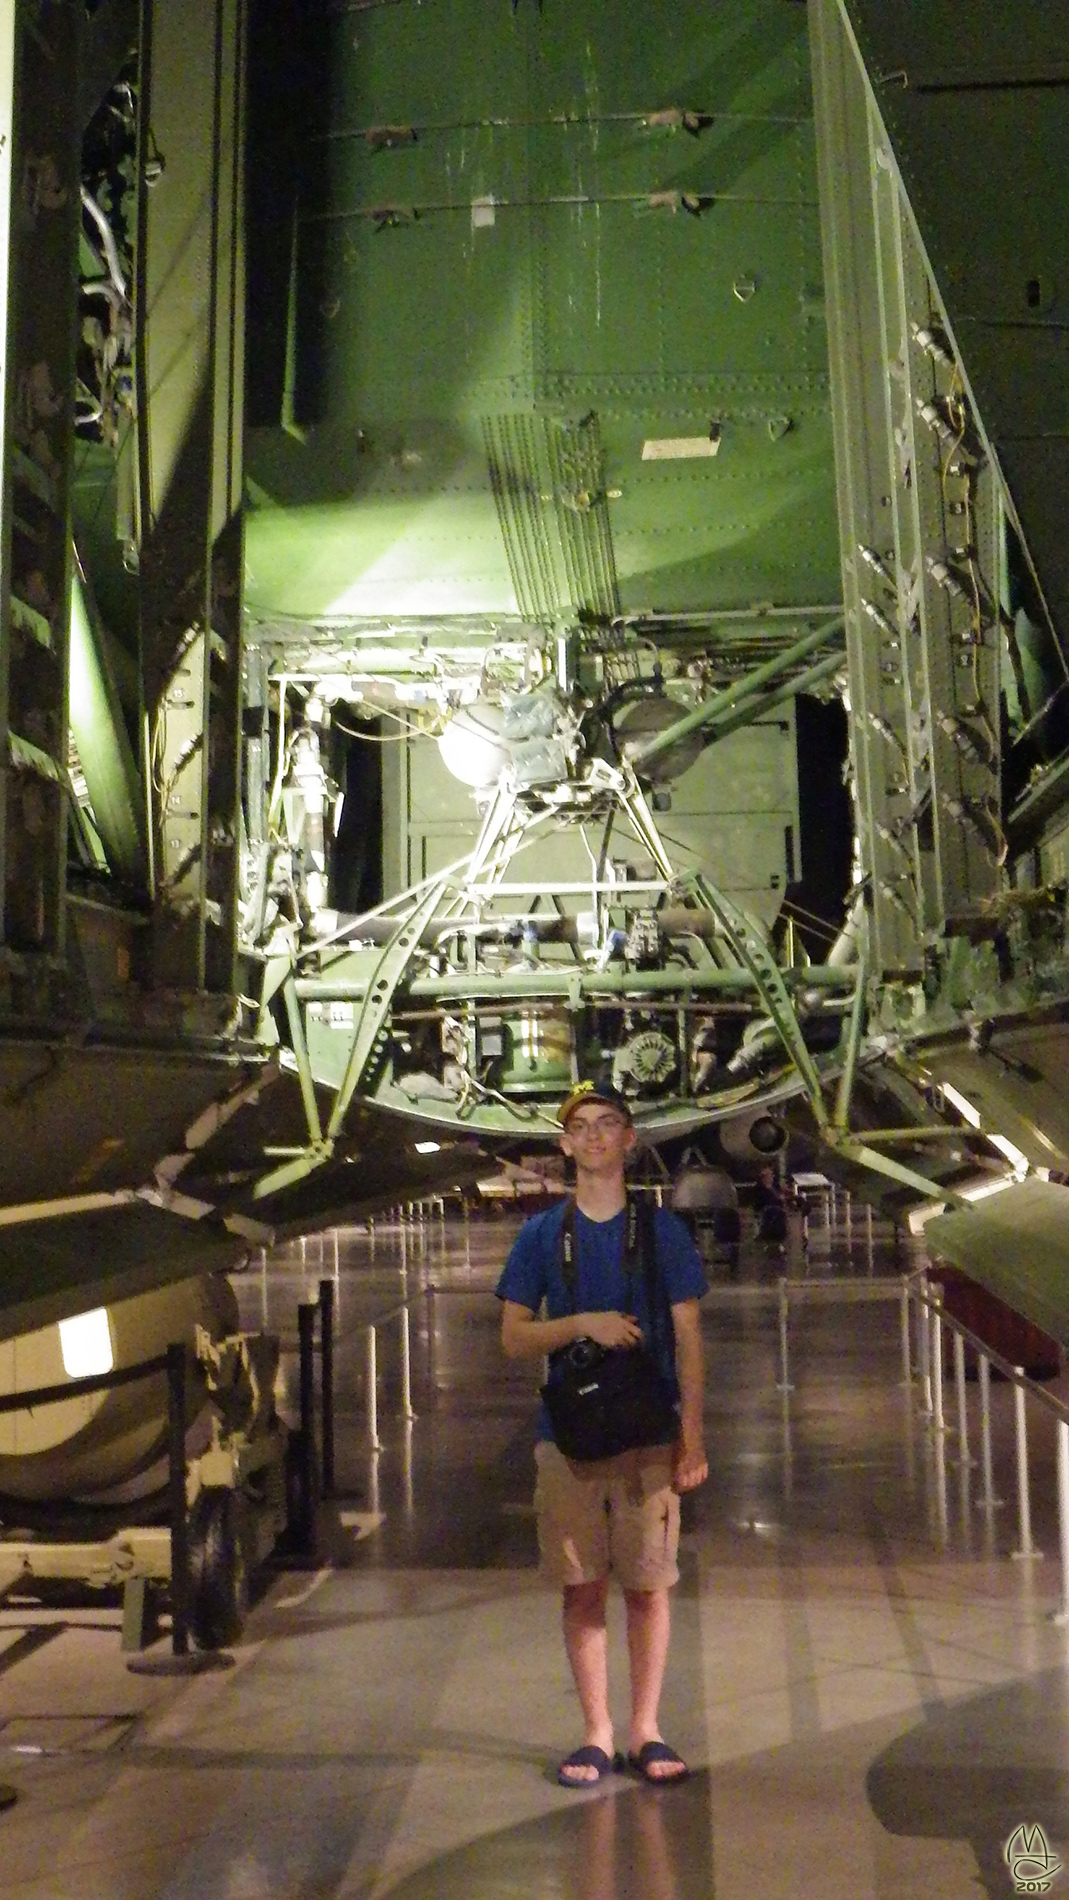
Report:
556,1195,668,1365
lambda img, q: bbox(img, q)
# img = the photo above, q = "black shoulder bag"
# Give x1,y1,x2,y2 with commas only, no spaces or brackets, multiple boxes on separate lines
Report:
540,1196,679,1462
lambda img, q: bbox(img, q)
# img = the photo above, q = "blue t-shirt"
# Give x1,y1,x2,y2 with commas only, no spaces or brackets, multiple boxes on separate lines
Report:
495,1200,706,1441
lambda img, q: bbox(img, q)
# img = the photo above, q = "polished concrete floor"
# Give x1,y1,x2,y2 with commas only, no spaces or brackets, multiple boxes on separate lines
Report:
2,1202,1069,1898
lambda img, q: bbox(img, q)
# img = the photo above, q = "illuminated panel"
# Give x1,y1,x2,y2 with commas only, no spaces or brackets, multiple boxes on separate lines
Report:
58,1309,114,1379
641,435,721,460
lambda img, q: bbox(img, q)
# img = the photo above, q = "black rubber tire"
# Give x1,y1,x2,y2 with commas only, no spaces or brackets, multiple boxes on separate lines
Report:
187,1486,248,1650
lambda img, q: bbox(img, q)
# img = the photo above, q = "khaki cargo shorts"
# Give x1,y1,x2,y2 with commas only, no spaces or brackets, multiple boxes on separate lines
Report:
534,1439,680,1591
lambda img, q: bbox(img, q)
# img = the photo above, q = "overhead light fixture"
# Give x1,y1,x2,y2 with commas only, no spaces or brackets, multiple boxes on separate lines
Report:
414,1140,441,1154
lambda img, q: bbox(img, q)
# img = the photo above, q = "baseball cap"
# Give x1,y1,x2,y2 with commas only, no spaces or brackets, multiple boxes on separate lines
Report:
557,1080,634,1128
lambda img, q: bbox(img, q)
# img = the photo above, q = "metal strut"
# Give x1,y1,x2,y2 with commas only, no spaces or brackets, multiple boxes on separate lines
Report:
327,869,455,1139
685,873,828,1128
672,884,972,1204
253,870,454,1200
819,948,972,1205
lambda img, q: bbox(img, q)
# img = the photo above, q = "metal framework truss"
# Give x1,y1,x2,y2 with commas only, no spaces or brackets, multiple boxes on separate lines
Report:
811,0,1005,979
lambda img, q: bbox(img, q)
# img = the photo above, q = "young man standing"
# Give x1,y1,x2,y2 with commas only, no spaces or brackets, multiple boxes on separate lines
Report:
497,1081,708,1788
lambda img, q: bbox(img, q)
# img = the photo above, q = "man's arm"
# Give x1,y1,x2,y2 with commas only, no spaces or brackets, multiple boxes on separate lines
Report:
500,1299,642,1360
670,1297,708,1493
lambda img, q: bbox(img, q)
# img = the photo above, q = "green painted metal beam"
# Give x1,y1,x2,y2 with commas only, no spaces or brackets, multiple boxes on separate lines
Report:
326,869,455,1138
831,1136,971,1208
628,615,844,770
685,872,829,1127
294,961,859,1004
69,557,147,888
702,645,845,746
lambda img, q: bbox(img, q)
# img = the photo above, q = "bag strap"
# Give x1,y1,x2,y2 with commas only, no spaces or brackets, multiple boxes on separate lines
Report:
635,1194,671,1368
557,1194,656,1331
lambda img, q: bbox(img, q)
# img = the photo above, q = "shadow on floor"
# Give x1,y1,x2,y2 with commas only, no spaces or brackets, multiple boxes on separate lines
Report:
867,1667,1069,1897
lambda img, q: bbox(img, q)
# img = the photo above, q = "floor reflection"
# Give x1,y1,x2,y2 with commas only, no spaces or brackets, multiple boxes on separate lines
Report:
378,1775,712,1900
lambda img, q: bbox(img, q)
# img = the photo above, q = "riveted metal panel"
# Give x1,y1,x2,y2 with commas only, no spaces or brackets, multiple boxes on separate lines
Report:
0,0,81,959
837,0,1069,657
247,0,841,622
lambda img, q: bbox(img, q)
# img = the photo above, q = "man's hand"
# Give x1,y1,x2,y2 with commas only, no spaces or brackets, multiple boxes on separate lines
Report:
580,1310,643,1350
672,1434,708,1494
670,1298,706,1492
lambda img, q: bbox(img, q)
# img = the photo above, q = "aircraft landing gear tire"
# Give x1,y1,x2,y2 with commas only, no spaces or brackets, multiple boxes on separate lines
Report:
188,1486,248,1650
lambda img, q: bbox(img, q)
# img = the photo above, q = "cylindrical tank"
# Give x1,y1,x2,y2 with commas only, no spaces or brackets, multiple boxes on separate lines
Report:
719,1113,787,1163
499,1009,574,1093
437,700,509,788
670,1157,741,1250
670,1161,738,1215
0,1272,238,1504
614,695,704,785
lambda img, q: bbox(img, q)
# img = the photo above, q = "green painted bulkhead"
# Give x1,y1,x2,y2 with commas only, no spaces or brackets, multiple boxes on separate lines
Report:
244,0,840,622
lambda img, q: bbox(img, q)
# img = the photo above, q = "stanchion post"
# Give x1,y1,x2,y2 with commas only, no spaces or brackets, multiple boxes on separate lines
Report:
918,1281,932,1417
366,1325,382,1450
953,1330,973,1465
899,1276,912,1386
400,1303,415,1421
933,1406,949,1549
1011,1369,1040,1560
297,1302,318,1555
1055,1422,1069,1624
931,1289,945,1435
978,1353,996,1511
776,1279,793,1393
166,1342,190,1657
402,1417,414,1515
319,1278,335,1498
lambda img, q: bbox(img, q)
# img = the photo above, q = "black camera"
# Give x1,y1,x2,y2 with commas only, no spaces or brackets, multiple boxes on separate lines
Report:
553,1336,606,1375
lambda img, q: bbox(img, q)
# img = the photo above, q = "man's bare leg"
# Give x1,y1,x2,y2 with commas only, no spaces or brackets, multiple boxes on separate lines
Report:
561,1578,614,1780
624,1587,686,1779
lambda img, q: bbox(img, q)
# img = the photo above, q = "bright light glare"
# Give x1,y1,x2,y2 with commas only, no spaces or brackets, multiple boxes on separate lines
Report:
414,1141,441,1155
988,1133,1031,1173
907,1172,1017,1232
960,1174,1019,1203
940,1083,1030,1174
940,1083,981,1128
58,1308,114,1379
